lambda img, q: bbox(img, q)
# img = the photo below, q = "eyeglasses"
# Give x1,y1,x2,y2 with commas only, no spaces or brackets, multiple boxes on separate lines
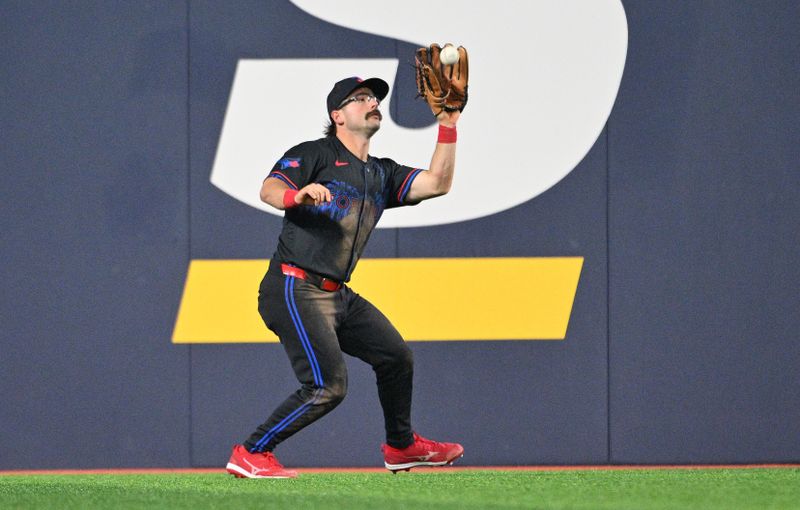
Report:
338,93,380,108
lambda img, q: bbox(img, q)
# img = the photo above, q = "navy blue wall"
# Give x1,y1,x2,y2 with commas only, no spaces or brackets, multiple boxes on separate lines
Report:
2,1,191,467
1,1,798,468
609,2,800,463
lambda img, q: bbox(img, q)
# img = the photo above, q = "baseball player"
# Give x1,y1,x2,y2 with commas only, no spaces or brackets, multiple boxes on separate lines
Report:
226,45,469,478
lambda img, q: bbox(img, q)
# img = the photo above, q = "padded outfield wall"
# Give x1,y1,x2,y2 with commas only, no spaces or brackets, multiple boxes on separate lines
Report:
1,1,798,468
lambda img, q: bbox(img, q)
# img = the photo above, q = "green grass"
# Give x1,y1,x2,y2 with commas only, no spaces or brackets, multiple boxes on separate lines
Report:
1,468,798,510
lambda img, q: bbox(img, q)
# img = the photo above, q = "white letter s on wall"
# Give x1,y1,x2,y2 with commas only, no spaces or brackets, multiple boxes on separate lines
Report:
210,0,628,227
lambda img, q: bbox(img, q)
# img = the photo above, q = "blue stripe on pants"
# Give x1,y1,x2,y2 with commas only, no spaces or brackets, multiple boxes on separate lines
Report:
285,276,323,386
251,276,325,452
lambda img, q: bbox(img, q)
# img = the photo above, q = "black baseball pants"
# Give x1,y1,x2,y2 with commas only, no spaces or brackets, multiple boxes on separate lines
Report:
243,262,415,453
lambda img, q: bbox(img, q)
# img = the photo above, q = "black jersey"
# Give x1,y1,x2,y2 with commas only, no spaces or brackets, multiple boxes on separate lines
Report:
266,136,422,282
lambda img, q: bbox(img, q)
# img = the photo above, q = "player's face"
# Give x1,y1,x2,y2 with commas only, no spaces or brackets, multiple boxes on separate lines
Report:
337,87,382,137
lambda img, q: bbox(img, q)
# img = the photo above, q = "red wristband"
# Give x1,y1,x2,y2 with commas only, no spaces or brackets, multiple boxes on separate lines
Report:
437,124,457,144
283,189,299,209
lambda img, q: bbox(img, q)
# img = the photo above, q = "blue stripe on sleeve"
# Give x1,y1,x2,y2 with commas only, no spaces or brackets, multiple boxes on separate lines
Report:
268,172,299,190
399,169,424,203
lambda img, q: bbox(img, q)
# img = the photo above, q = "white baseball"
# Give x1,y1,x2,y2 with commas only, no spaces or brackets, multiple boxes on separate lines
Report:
439,45,459,65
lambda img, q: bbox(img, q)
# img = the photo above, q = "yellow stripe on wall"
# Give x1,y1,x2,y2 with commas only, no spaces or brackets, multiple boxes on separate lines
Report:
172,258,583,343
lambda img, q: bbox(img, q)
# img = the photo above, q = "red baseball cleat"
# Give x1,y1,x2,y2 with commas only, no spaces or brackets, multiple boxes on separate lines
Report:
226,445,298,479
382,432,464,472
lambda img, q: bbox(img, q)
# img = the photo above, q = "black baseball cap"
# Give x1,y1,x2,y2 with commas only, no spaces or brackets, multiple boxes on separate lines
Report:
326,76,389,115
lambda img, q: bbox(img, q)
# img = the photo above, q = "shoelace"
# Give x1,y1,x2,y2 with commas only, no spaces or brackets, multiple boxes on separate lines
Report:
250,450,282,467
413,434,440,450
264,452,282,466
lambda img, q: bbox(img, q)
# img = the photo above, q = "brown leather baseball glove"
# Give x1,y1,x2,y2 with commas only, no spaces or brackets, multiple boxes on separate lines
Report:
415,43,469,117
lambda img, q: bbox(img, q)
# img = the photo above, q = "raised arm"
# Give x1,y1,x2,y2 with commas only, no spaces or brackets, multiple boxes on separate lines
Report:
407,43,468,202
404,111,460,202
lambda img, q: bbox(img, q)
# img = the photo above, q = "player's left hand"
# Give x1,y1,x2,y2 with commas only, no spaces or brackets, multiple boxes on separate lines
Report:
415,44,469,117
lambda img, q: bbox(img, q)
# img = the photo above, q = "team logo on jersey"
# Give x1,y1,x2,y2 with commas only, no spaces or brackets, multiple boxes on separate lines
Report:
335,195,351,210
308,180,359,221
277,157,301,170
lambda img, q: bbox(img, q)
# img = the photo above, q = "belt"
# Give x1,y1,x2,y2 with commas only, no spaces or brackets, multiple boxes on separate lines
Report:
281,264,343,292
